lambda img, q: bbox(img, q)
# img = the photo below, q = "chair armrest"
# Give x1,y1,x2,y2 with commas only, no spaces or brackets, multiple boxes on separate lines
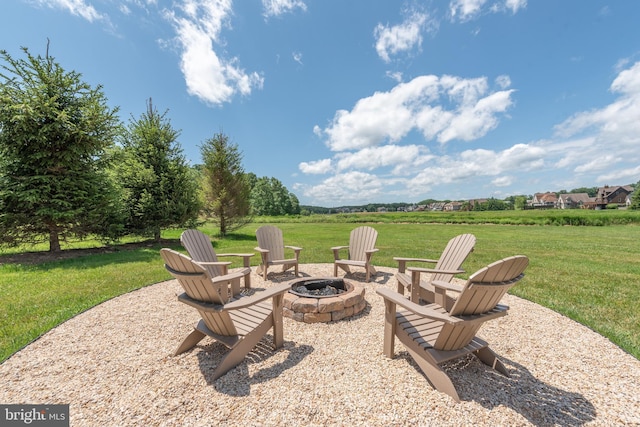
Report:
331,246,348,260
393,257,437,273
406,266,464,275
217,253,254,267
393,257,438,263
224,283,291,310
194,260,232,275
195,261,232,267
376,288,459,324
431,280,464,292
218,253,254,258
285,245,302,260
209,269,247,284
254,247,269,254
364,248,379,262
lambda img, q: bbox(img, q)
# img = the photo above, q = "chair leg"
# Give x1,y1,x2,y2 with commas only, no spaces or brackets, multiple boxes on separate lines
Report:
366,265,377,282
230,277,241,297
405,346,461,402
174,329,206,356
473,347,510,377
210,318,273,381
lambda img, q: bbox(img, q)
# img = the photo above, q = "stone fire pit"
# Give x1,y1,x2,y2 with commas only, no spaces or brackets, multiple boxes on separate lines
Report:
283,277,366,323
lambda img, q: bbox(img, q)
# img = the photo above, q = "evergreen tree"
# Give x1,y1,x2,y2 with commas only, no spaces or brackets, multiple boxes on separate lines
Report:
0,45,123,251
630,180,640,210
200,132,251,236
116,99,200,241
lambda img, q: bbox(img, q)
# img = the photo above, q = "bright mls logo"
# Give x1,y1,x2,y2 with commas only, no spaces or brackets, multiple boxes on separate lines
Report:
1,405,69,426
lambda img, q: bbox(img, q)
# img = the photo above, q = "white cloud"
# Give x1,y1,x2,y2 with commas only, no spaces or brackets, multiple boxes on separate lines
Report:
374,10,434,63
333,145,433,173
317,74,514,151
554,61,640,149
597,165,640,183
495,74,511,89
450,0,487,21
504,0,527,14
492,176,513,187
299,158,332,174
292,51,303,65
300,171,386,204
33,0,105,22
450,0,526,22
167,0,264,105
262,0,306,18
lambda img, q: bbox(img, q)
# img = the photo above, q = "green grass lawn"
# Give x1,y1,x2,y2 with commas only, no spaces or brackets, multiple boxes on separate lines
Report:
1,218,639,362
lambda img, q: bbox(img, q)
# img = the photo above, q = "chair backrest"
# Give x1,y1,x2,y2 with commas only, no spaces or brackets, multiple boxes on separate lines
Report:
433,255,528,351
256,225,285,262
161,248,238,337
160,248,233,305
348,226,378,262
449,255,529,317
432,234,476,283
180,229,223,276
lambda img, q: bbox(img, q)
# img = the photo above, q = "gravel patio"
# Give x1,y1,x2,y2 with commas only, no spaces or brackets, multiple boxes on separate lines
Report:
1,264,639,426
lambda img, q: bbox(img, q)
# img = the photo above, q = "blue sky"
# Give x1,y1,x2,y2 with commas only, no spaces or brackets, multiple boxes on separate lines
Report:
2,1,640,207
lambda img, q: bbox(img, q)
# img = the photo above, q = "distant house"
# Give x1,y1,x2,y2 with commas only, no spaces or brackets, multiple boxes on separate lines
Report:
557,193,592,209
531,192,558,209
468,199,488,210
444,201,463,211
429,202,446,211
594,185,633,209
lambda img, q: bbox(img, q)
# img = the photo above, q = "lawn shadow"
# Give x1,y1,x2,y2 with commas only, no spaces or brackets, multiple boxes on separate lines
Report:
0,238,183,270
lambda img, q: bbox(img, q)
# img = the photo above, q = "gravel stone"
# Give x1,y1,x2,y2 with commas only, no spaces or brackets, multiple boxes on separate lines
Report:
1,264,639,426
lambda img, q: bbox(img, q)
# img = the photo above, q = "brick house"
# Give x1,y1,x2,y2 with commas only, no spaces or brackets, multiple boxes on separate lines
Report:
594,185,633,209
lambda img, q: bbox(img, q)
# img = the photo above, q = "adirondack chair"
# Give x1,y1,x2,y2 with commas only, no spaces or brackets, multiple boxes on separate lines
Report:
376,255,528,402
332,226,379,282
160,248,290,380
254,225,302,280
180,229,254,289
394,233,475,303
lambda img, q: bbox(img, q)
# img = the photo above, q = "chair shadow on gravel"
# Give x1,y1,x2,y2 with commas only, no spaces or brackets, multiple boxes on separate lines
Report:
400,352,596,426
197,339,314,397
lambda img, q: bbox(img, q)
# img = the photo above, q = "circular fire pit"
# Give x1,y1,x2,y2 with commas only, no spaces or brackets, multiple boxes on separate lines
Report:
283,277,366,323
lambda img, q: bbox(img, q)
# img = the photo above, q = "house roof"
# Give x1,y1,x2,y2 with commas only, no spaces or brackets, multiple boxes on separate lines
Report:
558,193,591,204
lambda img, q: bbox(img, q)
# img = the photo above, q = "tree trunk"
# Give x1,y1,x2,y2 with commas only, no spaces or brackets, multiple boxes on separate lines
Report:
49,230,61,252
153,227,161,242
219,214,226,237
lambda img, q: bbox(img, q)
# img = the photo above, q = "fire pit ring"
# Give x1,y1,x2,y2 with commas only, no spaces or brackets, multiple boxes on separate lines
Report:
283,277,366,323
